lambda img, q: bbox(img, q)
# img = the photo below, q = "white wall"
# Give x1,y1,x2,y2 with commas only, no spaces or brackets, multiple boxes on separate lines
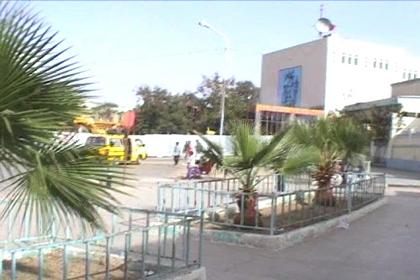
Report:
138,134,234,157
64,133,272,158
139,134,272,157
325,35,420,113
260,35,420,114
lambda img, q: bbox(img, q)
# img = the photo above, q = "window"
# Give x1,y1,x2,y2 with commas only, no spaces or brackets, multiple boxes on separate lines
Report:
348,57,352,64
110,138,123,147
414,74,417,79
354,57,358,65
408,73,412,79
373,61,377,68
379,62,383,69
86,136,106,147
403,72,406,79
341,55,346,63
385,63,388,70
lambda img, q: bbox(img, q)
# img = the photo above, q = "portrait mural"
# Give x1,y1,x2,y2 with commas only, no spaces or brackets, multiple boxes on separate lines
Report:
278,66,302,106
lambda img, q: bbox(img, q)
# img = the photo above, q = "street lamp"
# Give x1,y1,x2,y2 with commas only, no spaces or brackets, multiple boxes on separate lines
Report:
198,20,231,136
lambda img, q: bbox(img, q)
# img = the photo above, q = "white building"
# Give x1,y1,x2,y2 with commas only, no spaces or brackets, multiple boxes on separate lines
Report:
260,34,420,113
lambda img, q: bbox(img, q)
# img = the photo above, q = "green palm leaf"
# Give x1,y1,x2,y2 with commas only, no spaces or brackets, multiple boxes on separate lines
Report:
0,2,129,229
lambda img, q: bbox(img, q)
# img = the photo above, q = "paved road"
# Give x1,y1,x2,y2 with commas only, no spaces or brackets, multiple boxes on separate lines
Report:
112,158,187,209
373,166,420,188
201,186,420,280
120,160,420,280
124,160,420,280
3,159,420,279
112,157,224,209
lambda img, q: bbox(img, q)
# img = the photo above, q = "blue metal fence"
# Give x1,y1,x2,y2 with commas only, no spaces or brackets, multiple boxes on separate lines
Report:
157,173,386,235
0,207,203,279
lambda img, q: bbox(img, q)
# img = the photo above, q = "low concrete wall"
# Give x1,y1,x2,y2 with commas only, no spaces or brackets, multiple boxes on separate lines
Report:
160,267,206,280
193,198,387,251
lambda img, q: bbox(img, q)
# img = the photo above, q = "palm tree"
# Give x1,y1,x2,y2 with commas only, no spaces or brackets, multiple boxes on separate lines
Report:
287,117,369,205
0,3,127,230
199,122,292,226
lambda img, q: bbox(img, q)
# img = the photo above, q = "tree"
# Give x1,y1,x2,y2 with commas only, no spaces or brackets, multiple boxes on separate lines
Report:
134,86,199,134
0,3,126,229
341,104,402,142
286,117,369,205
198,122,292,225
341,104,402,165
91,102,119,122
197,74,259,134
134,74,260,135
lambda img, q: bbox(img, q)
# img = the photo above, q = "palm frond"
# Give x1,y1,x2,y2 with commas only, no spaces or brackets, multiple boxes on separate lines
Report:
1,139,132,230
281,146,319,175
0,3,129,229
196,131,224,169
0,2,88,132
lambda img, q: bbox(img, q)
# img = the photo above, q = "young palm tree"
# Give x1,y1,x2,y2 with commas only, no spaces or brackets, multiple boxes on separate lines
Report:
287,117,369,205
199,122,291,225
0,2,128,230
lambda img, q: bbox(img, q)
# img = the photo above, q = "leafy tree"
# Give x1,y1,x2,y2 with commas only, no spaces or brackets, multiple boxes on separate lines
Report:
197,74,259,134
90,102,119,122
341,104,402,142
134,74,259,134
0,3,126,229
135,86,199,134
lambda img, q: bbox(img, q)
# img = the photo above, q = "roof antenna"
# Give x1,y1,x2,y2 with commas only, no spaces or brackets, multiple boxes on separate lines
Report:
318,4,324,37
315,4,335,38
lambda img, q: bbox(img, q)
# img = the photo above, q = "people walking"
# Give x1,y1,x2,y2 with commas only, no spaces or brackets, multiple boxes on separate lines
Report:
173,142,181,165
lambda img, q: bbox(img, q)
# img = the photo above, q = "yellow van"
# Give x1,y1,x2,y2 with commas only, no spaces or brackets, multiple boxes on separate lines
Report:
85,134,147,164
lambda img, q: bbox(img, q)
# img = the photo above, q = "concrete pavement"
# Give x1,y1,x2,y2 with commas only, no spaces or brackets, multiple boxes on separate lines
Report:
372,166,420,188
122,160,420,280
3,159,419,279
201,186,420,280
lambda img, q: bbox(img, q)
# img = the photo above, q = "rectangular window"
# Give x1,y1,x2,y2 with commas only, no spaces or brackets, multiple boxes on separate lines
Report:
408,73,412,79
86,136,106,147
403,72,406,79
379,62,383,69
373,61,377,68
354,58,358,65
414,74,417,79
348,57,352,64
385,63,388,70
342,56,345,63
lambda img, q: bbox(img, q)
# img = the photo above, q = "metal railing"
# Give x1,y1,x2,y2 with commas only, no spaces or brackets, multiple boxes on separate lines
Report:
0,207,204,279
157,173,312,213
157,173,385,235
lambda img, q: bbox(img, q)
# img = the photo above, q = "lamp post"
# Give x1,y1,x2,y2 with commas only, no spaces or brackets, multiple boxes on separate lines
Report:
198,20,231,136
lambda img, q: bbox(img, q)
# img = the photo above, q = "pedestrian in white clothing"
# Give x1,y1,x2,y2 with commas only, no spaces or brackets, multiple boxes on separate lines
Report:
173,142,181,165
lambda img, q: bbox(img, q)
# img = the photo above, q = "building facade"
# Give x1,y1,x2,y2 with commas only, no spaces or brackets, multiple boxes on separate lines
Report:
391,78,420,97
260,35,420,113
343,95,420,172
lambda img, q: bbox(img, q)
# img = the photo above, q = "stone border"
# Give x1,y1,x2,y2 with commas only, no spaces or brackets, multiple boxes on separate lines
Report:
192,198,387,251
159,267,206,280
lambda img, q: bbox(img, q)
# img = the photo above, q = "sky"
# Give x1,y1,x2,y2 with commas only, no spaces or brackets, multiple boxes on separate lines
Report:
31,1,420,110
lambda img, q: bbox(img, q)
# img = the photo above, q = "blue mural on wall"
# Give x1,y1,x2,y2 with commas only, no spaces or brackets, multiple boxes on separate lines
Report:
278,66,302,106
